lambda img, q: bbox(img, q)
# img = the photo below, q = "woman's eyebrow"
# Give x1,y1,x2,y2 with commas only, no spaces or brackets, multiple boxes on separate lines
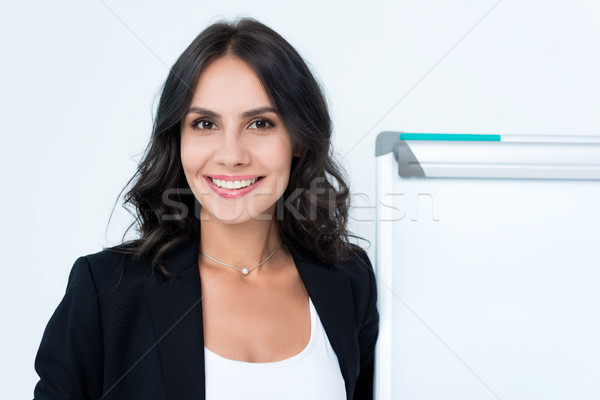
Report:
241,107,279,118
186,107,220,118
186,106,279,118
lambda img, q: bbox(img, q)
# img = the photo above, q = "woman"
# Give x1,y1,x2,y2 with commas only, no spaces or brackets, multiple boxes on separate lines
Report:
33,17,379,400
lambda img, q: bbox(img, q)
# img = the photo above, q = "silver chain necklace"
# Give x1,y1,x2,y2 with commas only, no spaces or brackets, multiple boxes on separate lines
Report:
199,240,283,276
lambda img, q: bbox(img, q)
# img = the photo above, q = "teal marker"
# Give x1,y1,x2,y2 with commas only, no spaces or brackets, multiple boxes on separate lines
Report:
400,133,501,141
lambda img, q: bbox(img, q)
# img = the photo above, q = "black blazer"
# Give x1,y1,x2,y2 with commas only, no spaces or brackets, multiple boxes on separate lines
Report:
33,218,379,400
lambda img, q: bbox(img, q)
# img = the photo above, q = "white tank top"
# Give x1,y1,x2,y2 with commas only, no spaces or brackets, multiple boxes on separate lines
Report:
204,297,347,400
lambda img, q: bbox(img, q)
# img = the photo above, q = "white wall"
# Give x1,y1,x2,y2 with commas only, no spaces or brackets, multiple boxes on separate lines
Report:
1,0,599,398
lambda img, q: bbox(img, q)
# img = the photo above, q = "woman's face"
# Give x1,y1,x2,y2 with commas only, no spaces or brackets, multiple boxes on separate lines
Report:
180,55,299,224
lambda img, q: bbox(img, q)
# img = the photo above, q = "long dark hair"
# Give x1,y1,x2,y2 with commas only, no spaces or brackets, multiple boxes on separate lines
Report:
106,17,368,277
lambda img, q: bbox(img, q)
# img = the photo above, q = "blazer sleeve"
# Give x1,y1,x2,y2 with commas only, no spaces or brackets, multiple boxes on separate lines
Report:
33,256,104,399
353,250,380,400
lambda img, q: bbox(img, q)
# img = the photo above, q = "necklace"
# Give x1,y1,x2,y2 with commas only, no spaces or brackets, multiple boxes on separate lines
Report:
199,240,283,276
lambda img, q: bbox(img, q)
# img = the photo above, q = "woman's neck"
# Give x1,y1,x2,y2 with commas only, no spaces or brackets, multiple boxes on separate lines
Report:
198,207,283,276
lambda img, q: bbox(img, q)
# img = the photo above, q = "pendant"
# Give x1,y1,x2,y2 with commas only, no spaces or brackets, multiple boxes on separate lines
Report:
241,268,249,275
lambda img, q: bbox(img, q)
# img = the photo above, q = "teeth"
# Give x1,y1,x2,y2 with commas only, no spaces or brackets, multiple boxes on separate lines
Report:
211,177,259,189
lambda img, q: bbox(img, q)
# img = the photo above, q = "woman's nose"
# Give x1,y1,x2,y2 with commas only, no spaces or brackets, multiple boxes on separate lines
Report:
213,126,252,167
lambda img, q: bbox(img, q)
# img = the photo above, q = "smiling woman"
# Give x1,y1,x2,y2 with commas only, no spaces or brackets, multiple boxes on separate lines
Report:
33,17,379,400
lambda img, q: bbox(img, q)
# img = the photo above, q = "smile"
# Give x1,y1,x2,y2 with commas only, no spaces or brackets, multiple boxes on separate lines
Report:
211,177,259,189
204,176,265,199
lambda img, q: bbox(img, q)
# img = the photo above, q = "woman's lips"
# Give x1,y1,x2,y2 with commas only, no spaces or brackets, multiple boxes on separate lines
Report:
204,176,264,199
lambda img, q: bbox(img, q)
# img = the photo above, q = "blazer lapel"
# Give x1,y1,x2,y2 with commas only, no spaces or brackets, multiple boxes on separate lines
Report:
149,221,206,400
149,217,358,400
287,242,359,398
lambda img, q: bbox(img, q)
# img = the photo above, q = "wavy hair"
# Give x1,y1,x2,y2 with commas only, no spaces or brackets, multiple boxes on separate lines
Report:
106,17,368,277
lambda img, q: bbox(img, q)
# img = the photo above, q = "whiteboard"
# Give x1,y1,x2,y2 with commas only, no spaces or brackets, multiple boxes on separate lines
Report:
374,131,600,400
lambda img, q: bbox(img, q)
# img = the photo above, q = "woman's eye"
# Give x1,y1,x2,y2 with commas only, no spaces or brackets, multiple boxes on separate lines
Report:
193,119,217,130
249,118,274,130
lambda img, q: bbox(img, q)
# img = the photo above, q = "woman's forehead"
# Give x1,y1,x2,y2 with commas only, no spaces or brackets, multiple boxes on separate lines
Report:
189,55,273,112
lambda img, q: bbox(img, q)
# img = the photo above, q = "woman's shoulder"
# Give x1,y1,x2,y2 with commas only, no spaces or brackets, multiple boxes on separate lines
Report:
336,244,378,328
289,240,375,287
336,244,376,288
69,246,157,297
